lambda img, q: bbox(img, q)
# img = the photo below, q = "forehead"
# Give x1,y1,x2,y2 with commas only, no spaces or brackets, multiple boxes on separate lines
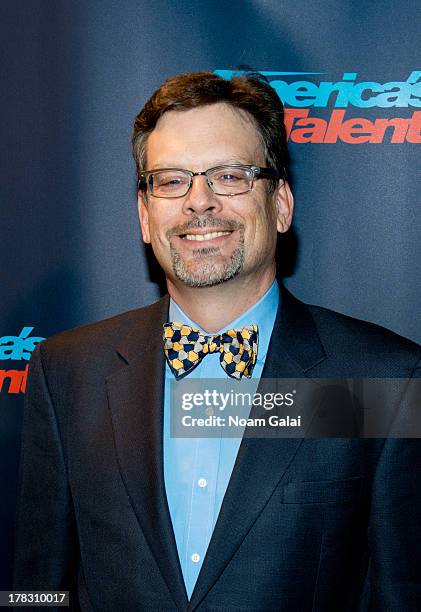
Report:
146,103,265,170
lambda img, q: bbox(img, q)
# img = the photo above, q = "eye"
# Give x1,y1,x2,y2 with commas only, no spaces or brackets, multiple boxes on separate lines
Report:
154,172,189,189
213,169,247,183
162,177,183,186
220,173,240,182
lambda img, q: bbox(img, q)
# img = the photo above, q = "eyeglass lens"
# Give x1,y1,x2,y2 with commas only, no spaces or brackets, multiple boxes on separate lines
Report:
150,166,253,197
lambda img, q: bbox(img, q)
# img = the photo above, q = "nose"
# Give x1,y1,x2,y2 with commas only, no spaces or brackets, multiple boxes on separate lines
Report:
182,174,223,216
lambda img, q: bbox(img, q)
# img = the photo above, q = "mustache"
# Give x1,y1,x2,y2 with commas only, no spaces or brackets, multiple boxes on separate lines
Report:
167,215,244,239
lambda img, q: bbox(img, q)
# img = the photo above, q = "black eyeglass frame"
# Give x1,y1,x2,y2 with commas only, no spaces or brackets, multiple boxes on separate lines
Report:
137,164,281,198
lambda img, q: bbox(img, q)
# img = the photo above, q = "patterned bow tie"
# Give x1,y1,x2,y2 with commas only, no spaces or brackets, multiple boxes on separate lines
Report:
163,322,259,380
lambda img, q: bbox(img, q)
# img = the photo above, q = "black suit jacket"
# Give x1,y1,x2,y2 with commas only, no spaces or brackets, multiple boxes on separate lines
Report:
14,288,421,611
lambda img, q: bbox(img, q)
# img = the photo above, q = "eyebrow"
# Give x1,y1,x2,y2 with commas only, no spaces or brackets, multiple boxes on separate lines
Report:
148,158,254,170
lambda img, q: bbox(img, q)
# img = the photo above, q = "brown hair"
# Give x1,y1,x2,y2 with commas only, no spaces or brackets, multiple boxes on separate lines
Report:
132,71,288,188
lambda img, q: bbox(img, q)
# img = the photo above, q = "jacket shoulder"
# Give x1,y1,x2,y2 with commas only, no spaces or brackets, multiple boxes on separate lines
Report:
307,301,420,375
37,296,168,365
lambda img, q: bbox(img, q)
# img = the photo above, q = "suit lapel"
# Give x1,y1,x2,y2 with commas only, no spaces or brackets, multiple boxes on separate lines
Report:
106,295,189,610
188,288,327,610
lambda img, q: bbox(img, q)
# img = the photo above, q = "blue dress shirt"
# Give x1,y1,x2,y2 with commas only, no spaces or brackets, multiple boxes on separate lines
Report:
163,281,279,598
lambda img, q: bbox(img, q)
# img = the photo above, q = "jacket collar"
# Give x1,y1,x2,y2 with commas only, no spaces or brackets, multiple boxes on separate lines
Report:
115,287,326,372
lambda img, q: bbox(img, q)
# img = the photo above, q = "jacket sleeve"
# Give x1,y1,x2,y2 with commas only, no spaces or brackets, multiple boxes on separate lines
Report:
365,357,421,610
13,344,80,603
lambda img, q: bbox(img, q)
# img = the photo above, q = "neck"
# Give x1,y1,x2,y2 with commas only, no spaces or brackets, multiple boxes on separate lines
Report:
167,268,276,333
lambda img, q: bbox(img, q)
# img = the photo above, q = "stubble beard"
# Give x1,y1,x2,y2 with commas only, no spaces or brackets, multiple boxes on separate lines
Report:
167,216,245,288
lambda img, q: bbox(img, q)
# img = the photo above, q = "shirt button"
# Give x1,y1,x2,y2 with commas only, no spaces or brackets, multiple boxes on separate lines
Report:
191,553,201,563
205,407,214,417
198,478,207,488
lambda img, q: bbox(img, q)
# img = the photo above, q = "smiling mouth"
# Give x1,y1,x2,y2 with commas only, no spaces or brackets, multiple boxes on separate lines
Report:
180,231,233,241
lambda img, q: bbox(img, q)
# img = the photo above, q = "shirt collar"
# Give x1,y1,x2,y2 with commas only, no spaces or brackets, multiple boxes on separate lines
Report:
169,280,279,362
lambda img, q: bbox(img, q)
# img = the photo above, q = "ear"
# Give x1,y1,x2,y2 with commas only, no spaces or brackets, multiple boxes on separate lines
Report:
137,192,151,244
275,180,294,233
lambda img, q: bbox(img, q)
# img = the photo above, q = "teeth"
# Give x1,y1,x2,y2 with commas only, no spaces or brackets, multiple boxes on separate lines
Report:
183,231,231,241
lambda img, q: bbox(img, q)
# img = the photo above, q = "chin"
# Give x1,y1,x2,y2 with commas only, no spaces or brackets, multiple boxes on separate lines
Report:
173,260,243,288
170,245,245,289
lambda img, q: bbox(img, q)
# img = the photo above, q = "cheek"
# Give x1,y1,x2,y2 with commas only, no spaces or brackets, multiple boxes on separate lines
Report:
246,197,277,245
147,209,176,246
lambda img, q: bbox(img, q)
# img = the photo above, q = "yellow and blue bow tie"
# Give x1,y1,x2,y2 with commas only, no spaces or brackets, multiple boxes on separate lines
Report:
163,322,259,380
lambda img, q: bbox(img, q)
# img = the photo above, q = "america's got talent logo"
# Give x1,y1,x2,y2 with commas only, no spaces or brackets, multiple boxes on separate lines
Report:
215,70,421,144
0,327,45,394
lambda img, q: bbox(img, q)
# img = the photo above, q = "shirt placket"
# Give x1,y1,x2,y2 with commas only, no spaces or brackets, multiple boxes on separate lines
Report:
183,347,222,596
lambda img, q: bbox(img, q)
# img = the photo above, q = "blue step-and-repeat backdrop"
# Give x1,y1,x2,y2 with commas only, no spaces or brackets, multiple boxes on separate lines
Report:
1,0,420,587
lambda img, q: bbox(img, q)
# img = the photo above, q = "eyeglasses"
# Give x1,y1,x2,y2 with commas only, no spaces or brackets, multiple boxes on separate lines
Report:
137,164,280,198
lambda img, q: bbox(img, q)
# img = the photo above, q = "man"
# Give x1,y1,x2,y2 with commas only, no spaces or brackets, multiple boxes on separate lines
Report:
15,72,421,611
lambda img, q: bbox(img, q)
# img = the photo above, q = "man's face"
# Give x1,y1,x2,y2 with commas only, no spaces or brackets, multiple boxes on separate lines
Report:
138,103,293,289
